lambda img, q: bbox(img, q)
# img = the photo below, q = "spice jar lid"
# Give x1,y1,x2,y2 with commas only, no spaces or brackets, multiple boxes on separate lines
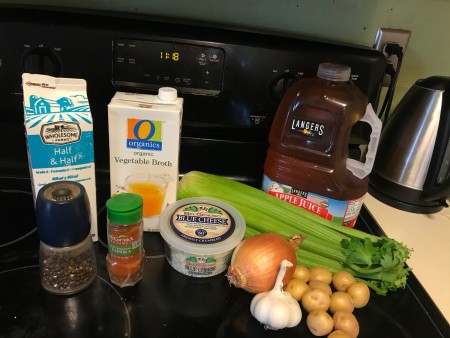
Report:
106,193,143,225
35,181,91,247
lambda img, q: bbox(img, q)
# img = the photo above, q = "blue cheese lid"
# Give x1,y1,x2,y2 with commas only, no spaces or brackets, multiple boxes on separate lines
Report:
159,197,246,255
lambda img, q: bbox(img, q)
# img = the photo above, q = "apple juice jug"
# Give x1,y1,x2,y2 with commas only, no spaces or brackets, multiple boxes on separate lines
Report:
262,63,381,227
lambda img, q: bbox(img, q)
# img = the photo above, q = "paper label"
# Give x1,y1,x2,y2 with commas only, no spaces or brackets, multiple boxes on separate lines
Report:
262,174,364,228
170,202,235,244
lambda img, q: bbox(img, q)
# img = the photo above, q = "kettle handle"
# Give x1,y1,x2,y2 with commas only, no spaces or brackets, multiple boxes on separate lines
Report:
346,104,382,179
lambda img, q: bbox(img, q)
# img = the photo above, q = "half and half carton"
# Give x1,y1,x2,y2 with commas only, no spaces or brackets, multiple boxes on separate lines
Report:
22,73,98,240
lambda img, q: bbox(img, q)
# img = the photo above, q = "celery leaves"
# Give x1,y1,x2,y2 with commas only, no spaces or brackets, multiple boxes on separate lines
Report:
342,237,411,295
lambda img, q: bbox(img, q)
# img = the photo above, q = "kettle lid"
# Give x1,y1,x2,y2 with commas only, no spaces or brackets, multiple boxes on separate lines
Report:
416,76,450,90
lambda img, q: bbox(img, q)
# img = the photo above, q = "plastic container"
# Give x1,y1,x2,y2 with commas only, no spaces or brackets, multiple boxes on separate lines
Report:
159,198,246,278
35,181,96,295
106,193,145,287
262,63,381,227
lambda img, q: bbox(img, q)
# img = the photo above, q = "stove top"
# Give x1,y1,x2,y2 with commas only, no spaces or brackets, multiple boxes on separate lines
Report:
1,178,449,338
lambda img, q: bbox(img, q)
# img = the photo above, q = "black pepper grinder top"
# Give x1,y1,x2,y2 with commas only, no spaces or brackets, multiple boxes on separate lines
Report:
35,181,91,247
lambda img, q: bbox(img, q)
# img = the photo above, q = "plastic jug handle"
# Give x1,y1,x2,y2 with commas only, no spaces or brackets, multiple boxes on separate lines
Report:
346,104,382,179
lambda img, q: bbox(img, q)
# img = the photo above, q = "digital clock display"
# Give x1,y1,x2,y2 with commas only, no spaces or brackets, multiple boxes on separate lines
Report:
113,38,225,95
160,51,180,61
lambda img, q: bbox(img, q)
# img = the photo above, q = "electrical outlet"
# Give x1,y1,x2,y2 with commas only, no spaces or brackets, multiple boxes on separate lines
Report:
373,28,411,86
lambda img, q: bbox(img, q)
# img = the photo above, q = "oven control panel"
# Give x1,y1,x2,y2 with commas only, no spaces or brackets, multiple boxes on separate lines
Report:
113,39,225,95
0,7,387,182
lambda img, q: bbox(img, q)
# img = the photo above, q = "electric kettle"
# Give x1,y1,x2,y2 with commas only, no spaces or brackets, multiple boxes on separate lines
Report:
369,76,450,213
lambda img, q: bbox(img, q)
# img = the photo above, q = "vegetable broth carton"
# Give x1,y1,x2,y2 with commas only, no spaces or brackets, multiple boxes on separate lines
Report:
108,88,183,231
22,73,98,240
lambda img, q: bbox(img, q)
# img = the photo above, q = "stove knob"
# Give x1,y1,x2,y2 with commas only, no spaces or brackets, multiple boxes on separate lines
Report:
268,72,298,102
22,47,62,76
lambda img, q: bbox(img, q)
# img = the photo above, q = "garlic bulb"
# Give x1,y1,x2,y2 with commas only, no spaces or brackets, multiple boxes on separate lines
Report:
250,259,302,330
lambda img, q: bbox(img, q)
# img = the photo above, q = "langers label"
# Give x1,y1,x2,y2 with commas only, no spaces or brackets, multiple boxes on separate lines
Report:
126,118,162,151
262,175,364,228
290,117,325,139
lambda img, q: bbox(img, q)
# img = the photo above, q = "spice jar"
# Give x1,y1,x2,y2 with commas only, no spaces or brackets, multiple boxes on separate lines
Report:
106,193,145,287
35,181,97,295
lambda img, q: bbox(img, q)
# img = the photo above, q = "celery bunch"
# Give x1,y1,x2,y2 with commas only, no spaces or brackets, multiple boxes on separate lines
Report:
177,171,411,295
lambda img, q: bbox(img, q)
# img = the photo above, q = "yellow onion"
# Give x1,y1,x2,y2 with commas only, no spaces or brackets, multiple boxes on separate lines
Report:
226,233,300,294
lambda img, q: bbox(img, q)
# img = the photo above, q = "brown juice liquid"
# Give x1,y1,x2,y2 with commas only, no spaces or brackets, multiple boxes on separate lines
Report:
263,72,369,227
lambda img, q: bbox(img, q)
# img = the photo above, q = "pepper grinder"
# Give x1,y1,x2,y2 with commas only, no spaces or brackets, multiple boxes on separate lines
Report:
35,181,97,295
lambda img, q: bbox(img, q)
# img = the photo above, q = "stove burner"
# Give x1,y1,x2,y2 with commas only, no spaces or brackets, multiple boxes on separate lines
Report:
0,189,36,247
0,266,131,337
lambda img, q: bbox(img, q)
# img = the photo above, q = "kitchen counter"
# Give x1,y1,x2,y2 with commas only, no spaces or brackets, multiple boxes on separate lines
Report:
364,193,450,325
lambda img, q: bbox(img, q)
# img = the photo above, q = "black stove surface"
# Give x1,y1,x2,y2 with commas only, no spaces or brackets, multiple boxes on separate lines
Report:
1,178,449,338
1,268,131,337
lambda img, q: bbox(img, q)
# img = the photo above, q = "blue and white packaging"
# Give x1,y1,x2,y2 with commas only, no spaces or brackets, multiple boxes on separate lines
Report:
22,73,98,240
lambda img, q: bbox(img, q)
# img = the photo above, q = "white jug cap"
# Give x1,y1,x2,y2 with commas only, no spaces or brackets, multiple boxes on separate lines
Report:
158,87,178,101
317,63,351,82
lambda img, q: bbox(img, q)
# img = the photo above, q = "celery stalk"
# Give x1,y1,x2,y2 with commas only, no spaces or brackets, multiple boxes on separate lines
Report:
178,171,412,295
178,172,347,244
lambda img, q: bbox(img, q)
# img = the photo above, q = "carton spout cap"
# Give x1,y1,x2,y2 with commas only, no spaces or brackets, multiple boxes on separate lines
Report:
158,87,178,101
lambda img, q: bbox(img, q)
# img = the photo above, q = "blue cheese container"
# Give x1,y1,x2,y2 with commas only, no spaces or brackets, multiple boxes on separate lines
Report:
159,197,246,278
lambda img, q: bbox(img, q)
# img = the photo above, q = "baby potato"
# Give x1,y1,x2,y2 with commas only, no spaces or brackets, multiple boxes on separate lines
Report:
333,311,359,338
301,288,331,313
293,264,311,282
346,282,370,308
284,278,309,301
332,271,356,292
307,310,334,336
308,280,333,296
329,291,354,314
328,329,352,338
309,267,333,285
